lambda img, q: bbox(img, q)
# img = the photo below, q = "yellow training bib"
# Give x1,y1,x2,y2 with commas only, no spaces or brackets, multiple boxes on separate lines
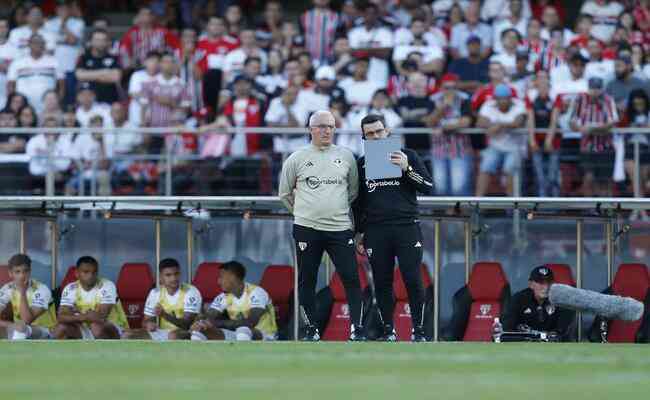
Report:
10,280,56,329
72,278,129,329
223,283,277,338
158,284,190,330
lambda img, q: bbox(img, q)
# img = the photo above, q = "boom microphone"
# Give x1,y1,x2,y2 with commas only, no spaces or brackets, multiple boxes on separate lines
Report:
549,284,644,322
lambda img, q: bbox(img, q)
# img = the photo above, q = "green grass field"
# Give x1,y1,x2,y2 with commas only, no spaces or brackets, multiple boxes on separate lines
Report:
2,341,649,399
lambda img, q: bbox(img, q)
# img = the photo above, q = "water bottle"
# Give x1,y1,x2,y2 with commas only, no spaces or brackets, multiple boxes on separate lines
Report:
492,317,503,343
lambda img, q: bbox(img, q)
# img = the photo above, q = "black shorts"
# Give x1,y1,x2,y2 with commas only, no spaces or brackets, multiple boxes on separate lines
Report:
580,152,614,181
624,143,650,163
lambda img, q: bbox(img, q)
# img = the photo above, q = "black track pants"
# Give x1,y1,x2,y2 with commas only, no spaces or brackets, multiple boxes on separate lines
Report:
364,223,425,329
293,224,363,328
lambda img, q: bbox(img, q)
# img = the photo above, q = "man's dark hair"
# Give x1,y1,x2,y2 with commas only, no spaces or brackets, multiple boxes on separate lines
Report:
8,254,31,270
221,261,246,280
501,28,521,40
76,256,98,269
411,16,426,25
159,258,181,272
91,28,109,38
244,56,262,66
145,50,161,60
577,13,593,23
360,114,386,133
550,26,564,36
285,57,300,65
365,3,379,12
160,51,175,61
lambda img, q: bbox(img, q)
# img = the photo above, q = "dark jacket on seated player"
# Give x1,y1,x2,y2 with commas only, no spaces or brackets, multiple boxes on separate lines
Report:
502,266,575,341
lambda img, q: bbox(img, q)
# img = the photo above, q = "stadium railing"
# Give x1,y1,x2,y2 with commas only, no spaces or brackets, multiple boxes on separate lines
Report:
1,127,648,199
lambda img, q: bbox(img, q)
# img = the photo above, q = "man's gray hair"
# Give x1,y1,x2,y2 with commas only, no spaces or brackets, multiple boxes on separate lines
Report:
308,110,334,127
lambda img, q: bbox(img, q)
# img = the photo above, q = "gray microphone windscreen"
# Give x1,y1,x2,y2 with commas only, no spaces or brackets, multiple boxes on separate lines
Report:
549,284,644,322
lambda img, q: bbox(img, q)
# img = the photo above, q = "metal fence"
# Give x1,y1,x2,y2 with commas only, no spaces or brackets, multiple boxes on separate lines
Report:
1,127,648,199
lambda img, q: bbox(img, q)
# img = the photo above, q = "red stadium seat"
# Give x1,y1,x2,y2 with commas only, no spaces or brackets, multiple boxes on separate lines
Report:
393,264,432,341
607,263,650,343
447,262,510,341
116,263,154,328
0,266,11,321
464,262,509,341
259,264,294,327
321,265,369,341
192,262,223,308
0,265,10,286
60,266,77,289
545,263,576,286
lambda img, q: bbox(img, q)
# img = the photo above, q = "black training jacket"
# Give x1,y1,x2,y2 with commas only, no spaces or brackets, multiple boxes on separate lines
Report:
353,148,433,233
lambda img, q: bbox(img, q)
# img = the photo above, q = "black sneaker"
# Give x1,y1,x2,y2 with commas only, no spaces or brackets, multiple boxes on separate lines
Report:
300,325,320,342
376,325,397,342
349,325,367,342
411,326,427,342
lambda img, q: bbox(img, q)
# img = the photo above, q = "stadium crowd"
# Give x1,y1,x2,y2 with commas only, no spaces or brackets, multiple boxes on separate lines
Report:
1,0,650,200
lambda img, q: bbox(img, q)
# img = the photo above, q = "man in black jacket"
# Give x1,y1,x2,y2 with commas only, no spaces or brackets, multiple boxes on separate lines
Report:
502,266,574,341
353,114,433,341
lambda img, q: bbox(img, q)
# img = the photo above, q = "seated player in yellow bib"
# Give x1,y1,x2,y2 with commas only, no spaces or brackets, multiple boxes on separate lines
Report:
123,258,202,340
190,261,278,341
52,256,128,339
0,254,57,340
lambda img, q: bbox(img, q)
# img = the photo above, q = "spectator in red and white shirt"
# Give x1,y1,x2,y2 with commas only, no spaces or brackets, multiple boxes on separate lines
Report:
470,61,517,112
197,16,240,74
522,19,547,69
634,0,650,36
569,77,619,196
7,33,64,114
580,0,624,44
537,27,568,72
119,6,181,70
429,73,474,196
540,5,574,46
221,75,266,156
141,52,191,153
300,0,341,65
179,28,204,113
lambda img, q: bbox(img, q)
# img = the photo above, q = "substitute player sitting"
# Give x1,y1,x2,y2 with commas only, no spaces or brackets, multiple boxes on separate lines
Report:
0,254,56,340
124,258,202,340
190,261,278,341
52,256,128,339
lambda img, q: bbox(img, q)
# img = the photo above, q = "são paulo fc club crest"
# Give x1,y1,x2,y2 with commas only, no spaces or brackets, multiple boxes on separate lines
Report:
480,304,492,316
128,304,140,315
366,248,373,257
298,242,308,251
